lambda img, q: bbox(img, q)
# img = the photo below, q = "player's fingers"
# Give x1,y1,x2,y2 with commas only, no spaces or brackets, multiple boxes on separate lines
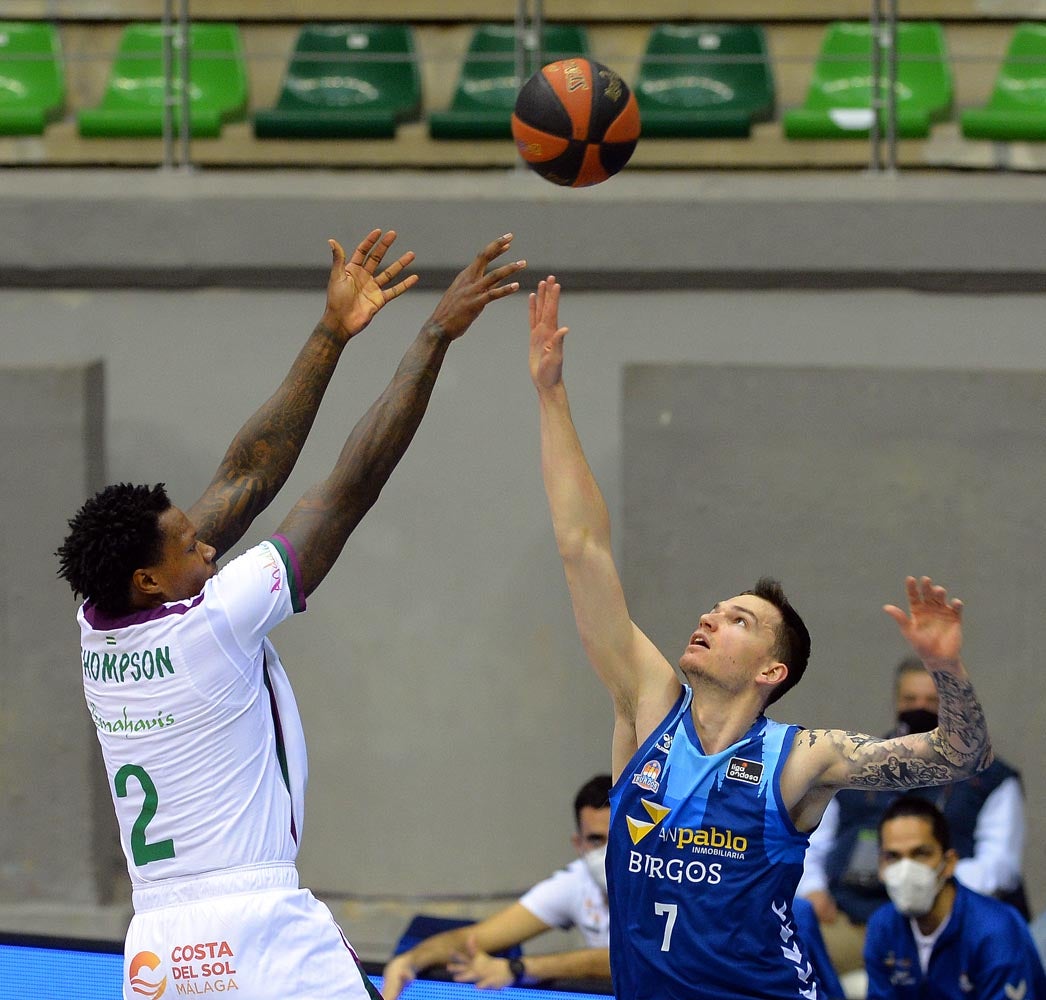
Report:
328,238,346,270
376,251,416,286
365,230,398,272
543,280,562,323
382,273,420,302
882,604,908,628
350,229,383,266
475,233,514,269
486,281,521,302
485,260,527,287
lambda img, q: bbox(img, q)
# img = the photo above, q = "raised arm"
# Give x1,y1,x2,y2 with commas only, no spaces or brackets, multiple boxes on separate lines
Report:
186,229,417,558
276,235,524,597
787,577,993,826
529,278,679,770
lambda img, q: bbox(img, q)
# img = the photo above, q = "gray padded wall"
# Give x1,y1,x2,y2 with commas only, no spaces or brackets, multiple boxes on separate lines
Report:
3,168,1046,952
0,363,122,906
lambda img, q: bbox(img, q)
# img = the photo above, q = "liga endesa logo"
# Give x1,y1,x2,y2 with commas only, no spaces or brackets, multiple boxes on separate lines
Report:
128,950,168,999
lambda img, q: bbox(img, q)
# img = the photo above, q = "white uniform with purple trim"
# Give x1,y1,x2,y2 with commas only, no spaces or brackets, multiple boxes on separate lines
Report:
80,537,377,1000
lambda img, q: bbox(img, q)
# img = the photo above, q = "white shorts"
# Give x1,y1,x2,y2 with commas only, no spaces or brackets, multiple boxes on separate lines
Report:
123,863,379,1000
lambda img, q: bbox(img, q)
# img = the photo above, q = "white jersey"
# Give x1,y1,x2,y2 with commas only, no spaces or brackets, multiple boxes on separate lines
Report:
80,538,308,891
518,857,610,948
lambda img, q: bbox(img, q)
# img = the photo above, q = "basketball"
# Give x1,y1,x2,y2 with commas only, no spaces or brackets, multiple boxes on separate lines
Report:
511,58,640,188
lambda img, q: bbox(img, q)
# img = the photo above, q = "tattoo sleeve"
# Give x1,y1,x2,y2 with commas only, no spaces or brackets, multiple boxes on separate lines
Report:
277,321,454,596
192,322,346,556
837,670,992,790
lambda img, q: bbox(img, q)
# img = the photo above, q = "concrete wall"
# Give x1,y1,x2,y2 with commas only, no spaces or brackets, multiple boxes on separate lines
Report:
1,168,1044,956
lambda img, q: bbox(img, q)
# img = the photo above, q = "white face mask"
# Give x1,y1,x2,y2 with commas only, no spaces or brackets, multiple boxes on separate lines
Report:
881,858,946,917
583,843,608,895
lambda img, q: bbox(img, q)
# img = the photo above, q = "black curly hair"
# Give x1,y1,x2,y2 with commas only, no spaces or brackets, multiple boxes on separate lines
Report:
56,483,171,615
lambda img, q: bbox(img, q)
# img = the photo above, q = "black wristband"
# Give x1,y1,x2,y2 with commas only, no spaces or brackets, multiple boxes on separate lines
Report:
508,957,527,985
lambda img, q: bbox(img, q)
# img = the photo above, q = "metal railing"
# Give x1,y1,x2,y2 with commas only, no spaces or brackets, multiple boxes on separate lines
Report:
869,0,899,174
161,0,191,169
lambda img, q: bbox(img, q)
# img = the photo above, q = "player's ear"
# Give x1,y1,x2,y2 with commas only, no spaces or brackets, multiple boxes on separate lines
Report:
758,661,788,691
942,848,959,879
131,566,163,599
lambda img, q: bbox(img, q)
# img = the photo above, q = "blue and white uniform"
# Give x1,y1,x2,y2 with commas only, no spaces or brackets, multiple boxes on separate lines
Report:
80,537,376,1000
607,686,820,1000
864,881,1046,1000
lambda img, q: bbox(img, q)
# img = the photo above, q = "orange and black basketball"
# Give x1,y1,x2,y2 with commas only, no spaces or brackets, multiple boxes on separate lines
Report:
511,58,640,188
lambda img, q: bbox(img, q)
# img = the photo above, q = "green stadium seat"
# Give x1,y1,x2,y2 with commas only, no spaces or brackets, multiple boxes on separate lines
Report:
0,21,64,136
634,23,774,139
253,23,421,140
428,22,589,140
77,23,247,138
784,21,952,139
961,23,1046,140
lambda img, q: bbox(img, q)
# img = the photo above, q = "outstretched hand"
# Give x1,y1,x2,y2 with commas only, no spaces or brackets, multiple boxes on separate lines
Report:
322,229,419,342
883,575,964,665
426,234,526,340
380,953,417,1000
529,275,569,391
446,935,514,990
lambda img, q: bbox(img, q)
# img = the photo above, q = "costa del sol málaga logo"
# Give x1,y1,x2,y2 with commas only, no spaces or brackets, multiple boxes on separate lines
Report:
128,950,167,999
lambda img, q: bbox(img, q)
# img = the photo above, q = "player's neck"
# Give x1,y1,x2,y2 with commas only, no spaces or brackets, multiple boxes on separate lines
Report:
689,687,762,755
914,881,955,936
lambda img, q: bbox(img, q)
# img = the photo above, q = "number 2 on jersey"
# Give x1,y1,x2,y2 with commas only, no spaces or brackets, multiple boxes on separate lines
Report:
114,764,176,866
654,901,678,951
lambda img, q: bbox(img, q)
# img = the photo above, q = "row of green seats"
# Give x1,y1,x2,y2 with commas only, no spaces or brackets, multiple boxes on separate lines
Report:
257,22,774,141
787,20,1046,141
4,20,1046,142
0,21,247,138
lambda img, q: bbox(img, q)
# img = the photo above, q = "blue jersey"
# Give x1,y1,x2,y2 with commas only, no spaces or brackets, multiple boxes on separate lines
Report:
864,881,1046,1000
607,686,819,999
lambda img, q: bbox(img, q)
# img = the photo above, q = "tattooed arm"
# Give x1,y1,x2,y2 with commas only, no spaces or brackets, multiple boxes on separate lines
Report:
784,577,992,830
275,235,525,598
186,230,418,559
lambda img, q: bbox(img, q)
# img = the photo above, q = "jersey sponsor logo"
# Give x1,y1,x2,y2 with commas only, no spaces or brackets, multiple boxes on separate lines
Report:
883,951,918,987
628,850,722,885
625,798,748,859
662,824,748,856
1005,981,1028,1000
631,759,661,792
83,646,175,685
168,940,240,994
128,950,168,999
88,702,176,734
260,547,283,594
626,797,672,844
654,731,674,754
725,756,763,784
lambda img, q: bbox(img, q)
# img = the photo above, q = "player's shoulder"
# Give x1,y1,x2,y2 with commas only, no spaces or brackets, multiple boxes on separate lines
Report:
212,539,290,591
865,899,904,938
957,883,1025,933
